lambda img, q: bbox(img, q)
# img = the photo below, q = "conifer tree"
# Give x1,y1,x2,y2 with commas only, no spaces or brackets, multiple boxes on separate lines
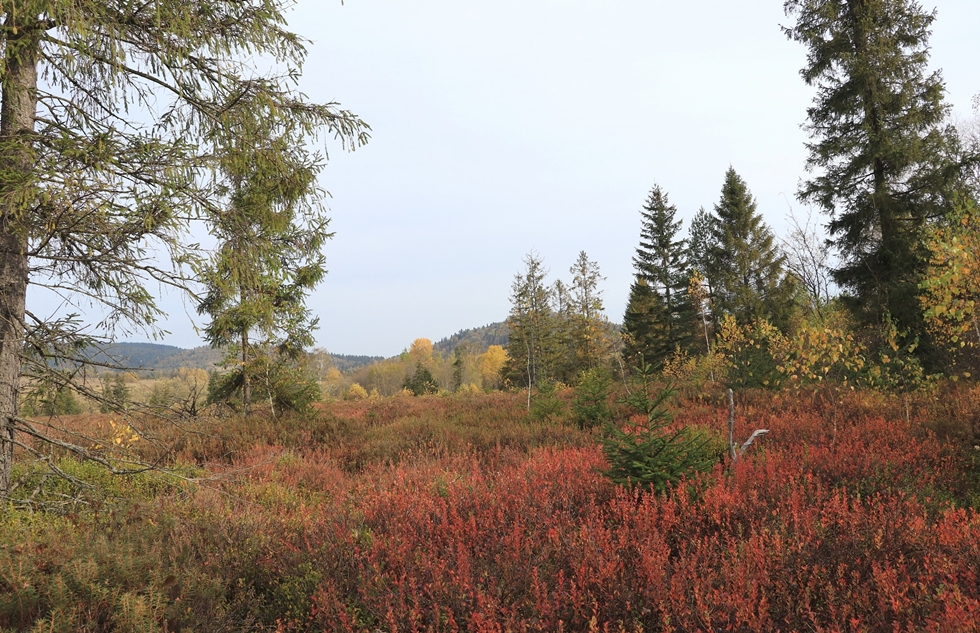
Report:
503,253,555,390
688,207,718,297
685,208,720,354
197,111,328,417
0,1,368,492
622,185,694,368
710,168,796,328
567,251,611,377
622,278,661,366
550,278,574,382
784,0,971,362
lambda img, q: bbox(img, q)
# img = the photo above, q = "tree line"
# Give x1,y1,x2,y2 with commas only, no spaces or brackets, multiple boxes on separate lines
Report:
2,0,980,498
505,0,980,394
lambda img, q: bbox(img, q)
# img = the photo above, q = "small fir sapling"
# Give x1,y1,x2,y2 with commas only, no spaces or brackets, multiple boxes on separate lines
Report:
571,367,613,430
601,363,716,493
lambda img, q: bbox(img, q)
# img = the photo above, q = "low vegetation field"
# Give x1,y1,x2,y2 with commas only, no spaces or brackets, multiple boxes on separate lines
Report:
3,386,980,632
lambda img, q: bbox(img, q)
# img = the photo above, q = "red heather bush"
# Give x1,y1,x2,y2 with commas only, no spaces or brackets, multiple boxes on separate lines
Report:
167,402,979,632
5,388,980,631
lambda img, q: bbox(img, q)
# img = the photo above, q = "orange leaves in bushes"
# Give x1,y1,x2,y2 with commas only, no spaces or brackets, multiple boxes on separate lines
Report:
5,391,980,631
188,399,980,632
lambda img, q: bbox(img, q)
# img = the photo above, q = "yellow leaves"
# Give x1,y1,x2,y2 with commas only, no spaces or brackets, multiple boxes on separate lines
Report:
409,338,434,361
107,420,140,448
715,316,787,389
344,383,368,401
921,197,980,352
765,318,871,388
478,345,508,390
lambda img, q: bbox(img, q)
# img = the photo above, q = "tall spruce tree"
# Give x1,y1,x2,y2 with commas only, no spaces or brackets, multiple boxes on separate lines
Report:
686,206,719,338
567,251,611,377
783,0,969,362
622,185,694,368
710,168,796,328
503,253,555,391
688,207,718,296
622,278,662,366
550,278,574,382
198,109,328,417
0,1,368,493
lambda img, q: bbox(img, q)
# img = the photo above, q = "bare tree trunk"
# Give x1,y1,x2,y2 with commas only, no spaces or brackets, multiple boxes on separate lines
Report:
241,328,251,417
0,23,40,494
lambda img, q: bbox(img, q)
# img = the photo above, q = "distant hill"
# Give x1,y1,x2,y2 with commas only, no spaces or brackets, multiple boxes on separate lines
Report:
152,346,225,370
90,342,381,374
432,320,623,358
328,354,386,373
433,322,509,355
85,342,186,370
96,319,616,373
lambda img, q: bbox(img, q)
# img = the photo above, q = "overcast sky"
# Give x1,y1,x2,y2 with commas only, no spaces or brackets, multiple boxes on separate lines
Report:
146,0,980,357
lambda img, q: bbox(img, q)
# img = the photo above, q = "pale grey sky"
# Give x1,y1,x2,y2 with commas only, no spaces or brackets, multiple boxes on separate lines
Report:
139,1,980,356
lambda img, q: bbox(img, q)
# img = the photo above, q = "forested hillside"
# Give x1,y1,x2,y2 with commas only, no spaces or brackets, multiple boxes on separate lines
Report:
84,343,186,370
92,343,382,374
433,322,509,355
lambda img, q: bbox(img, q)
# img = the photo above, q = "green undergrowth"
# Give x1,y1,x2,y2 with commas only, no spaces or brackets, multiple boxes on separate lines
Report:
7,458,202,512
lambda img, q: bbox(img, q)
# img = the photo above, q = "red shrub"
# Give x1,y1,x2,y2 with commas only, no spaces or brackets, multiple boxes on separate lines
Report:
7,390,980,631
211,392,980,632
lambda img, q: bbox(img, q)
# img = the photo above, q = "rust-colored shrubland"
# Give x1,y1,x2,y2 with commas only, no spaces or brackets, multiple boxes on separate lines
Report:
3,386,980,631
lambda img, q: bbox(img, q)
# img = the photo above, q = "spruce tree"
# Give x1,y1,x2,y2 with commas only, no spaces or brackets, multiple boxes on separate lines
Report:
567,251,611,377
198,108,329,417
503,253,555,390
784,0,970,362
710,168,796,328
550,278,574,382
621,278,662,366
0,1,368,493
622,185,694,368
687,206,720,339
688,207,718,297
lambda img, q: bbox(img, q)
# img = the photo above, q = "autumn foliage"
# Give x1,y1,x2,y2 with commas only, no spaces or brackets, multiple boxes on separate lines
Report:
3,388,980,631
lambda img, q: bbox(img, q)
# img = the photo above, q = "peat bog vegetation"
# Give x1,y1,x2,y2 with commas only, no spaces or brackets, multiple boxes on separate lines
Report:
5,0,980,630
4,384,980,631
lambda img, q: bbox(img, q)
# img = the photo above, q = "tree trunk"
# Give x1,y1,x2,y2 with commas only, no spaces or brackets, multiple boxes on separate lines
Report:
0,23,40,494
241,328,252,417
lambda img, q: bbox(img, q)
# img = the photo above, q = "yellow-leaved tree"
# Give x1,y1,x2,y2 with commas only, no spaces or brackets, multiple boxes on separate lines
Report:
920,195,980,374
409,338,434,363
479,346,508,391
